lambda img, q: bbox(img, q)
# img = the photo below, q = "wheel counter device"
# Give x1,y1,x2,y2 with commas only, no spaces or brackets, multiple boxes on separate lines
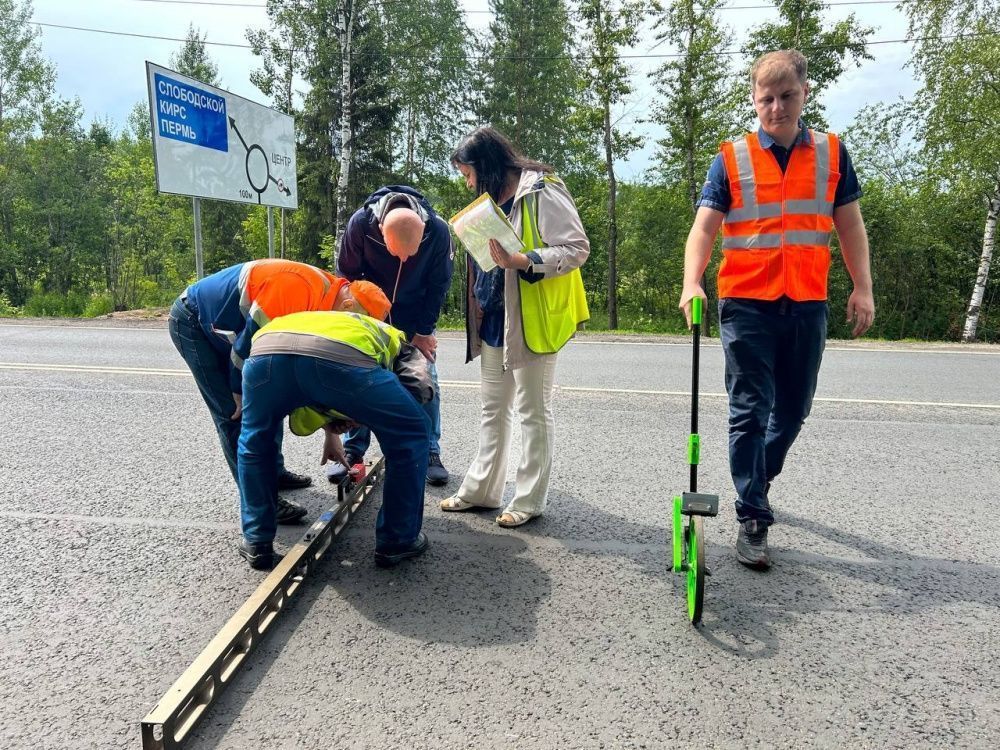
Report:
672,296,719,625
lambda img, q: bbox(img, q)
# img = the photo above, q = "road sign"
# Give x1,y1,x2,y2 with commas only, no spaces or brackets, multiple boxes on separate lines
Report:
145,61,298,209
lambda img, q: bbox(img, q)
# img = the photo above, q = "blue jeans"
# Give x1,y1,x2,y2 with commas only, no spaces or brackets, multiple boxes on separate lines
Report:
168,297,285,483
719,297,828,527
344,357,441,457
238,354,430,549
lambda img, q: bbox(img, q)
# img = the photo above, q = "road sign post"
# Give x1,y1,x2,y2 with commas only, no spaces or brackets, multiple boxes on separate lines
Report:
267,206,274,259
192,198,204,280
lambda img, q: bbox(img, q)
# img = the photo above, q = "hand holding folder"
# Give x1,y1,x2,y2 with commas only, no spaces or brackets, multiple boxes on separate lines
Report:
449,193,524,272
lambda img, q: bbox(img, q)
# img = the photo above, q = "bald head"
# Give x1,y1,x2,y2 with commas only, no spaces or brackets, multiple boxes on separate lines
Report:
382,207,425,261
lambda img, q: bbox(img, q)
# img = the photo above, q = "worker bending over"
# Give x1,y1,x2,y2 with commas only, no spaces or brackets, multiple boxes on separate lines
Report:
169,258,390,523
237,310,434,570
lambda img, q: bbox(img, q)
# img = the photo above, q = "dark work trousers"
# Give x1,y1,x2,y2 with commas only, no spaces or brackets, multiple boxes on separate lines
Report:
238,354,430,548
718,297,828,526
168,296,286,483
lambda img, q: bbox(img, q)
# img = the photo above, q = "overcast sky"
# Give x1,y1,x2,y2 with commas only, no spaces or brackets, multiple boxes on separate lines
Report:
31,0,919,179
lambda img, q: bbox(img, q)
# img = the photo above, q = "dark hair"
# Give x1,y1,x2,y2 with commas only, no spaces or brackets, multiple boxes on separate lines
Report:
450,126,552,203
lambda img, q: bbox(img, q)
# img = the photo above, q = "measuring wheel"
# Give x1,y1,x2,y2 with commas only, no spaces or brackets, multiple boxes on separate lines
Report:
673,492,716,624
686,516,705,623
670,295,719,625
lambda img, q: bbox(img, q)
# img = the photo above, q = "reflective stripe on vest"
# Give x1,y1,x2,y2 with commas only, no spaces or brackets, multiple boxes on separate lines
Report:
252,310,404,369
718,130,839,301
253,310,405,436
517,178,590,355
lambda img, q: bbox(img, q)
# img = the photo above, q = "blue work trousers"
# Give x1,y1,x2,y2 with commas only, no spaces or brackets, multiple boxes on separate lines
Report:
168,297,285,483
719,297,828,527
344,356,441,457
238,354,430,549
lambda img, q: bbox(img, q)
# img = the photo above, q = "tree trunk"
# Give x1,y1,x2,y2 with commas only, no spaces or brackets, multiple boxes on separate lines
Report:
603,96,618,330
333,0,355,251
962,186,999,342
683,3,697,210
406,105,416,182
283,46,294,114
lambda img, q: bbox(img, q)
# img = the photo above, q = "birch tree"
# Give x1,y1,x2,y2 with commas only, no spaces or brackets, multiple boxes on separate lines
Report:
650,0,733,210
378,0,470,180
578,0,644,329
905,0,1000,341
333,0,356,247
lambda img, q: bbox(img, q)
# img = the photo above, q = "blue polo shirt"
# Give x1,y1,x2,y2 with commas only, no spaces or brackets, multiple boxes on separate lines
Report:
698,121,862,213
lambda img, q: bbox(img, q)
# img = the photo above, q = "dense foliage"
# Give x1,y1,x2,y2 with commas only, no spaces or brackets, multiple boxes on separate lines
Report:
0,0,996,340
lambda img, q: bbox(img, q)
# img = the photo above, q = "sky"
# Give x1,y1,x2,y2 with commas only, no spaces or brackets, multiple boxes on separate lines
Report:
30,0,920,180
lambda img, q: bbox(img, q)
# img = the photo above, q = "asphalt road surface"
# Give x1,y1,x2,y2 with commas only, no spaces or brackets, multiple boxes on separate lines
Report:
2,319,998,749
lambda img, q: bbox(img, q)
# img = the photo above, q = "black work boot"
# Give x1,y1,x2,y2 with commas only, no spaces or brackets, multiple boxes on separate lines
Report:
237,538,282,570
426,453,450,486
276,496,308,524
374,532,429,568
736,520,771,570
277,469,313,490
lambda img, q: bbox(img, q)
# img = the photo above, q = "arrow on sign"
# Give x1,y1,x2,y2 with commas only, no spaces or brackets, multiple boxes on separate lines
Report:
229,116,249,152
269,174,292,196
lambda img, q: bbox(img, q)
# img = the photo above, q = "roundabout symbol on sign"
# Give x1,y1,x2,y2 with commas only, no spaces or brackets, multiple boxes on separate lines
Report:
229,116,292,203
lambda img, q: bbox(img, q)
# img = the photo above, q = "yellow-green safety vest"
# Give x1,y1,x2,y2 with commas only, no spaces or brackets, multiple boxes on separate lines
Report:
251,311,407,435
518,177,590,353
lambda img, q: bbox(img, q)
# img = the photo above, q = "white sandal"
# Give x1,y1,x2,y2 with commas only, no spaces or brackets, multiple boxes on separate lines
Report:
440,495,498,512
496,509,538,528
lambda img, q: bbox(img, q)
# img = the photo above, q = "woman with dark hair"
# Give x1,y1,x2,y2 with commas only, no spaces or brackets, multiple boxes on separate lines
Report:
440,126,590,528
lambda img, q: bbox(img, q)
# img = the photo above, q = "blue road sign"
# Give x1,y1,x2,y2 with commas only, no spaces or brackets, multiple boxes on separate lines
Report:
153,73,228,152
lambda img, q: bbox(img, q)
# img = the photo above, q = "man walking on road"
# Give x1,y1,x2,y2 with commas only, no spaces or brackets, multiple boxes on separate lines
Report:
168,258,391,523
332,185,455,487
679,50,875,569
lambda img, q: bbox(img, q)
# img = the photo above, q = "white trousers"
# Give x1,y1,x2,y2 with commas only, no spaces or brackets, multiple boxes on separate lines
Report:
456,344,558,516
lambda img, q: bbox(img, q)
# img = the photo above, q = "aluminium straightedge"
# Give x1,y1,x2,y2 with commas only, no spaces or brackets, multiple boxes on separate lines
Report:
140,458,385,749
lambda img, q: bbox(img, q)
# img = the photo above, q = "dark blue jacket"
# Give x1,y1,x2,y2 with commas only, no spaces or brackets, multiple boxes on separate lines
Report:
336,186,454,338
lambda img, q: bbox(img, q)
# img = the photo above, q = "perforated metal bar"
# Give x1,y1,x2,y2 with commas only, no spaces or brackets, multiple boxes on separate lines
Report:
140,458,385,749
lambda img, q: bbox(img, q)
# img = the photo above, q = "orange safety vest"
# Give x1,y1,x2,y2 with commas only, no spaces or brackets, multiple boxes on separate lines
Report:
718,130,840,301
239,259,346,325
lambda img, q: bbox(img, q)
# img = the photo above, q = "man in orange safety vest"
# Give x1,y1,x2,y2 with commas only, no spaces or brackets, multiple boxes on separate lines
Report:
679,49,876,569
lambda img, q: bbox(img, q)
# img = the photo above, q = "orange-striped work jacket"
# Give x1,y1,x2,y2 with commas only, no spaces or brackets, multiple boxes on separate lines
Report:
184,258,347,392
231,259,346,368
718,130,840,301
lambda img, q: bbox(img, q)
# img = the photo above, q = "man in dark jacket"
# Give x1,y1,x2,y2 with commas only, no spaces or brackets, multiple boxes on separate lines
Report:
330,185,455,486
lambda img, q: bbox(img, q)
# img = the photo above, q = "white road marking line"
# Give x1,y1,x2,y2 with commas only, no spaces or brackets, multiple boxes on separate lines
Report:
544,384,1000,410
566,340,1000,355
2,363,998,410
1,323,996,356
0,322,163,331
0,362,188,376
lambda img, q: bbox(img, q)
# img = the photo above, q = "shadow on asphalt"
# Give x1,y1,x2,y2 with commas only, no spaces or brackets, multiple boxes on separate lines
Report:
693,510,1000,660
185,491,551,749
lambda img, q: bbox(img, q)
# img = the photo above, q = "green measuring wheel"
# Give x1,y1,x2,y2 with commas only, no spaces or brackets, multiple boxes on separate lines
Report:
686,516,705,623
671,295,719,626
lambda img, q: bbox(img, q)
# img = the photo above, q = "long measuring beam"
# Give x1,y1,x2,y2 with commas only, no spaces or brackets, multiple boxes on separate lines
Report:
140,459,385,749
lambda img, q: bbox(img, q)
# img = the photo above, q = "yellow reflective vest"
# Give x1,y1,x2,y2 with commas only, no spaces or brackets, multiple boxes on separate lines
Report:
518,177,590,354
251,311,407,435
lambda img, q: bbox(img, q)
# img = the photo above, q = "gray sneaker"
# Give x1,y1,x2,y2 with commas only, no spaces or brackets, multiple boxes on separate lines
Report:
736,520,771,570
